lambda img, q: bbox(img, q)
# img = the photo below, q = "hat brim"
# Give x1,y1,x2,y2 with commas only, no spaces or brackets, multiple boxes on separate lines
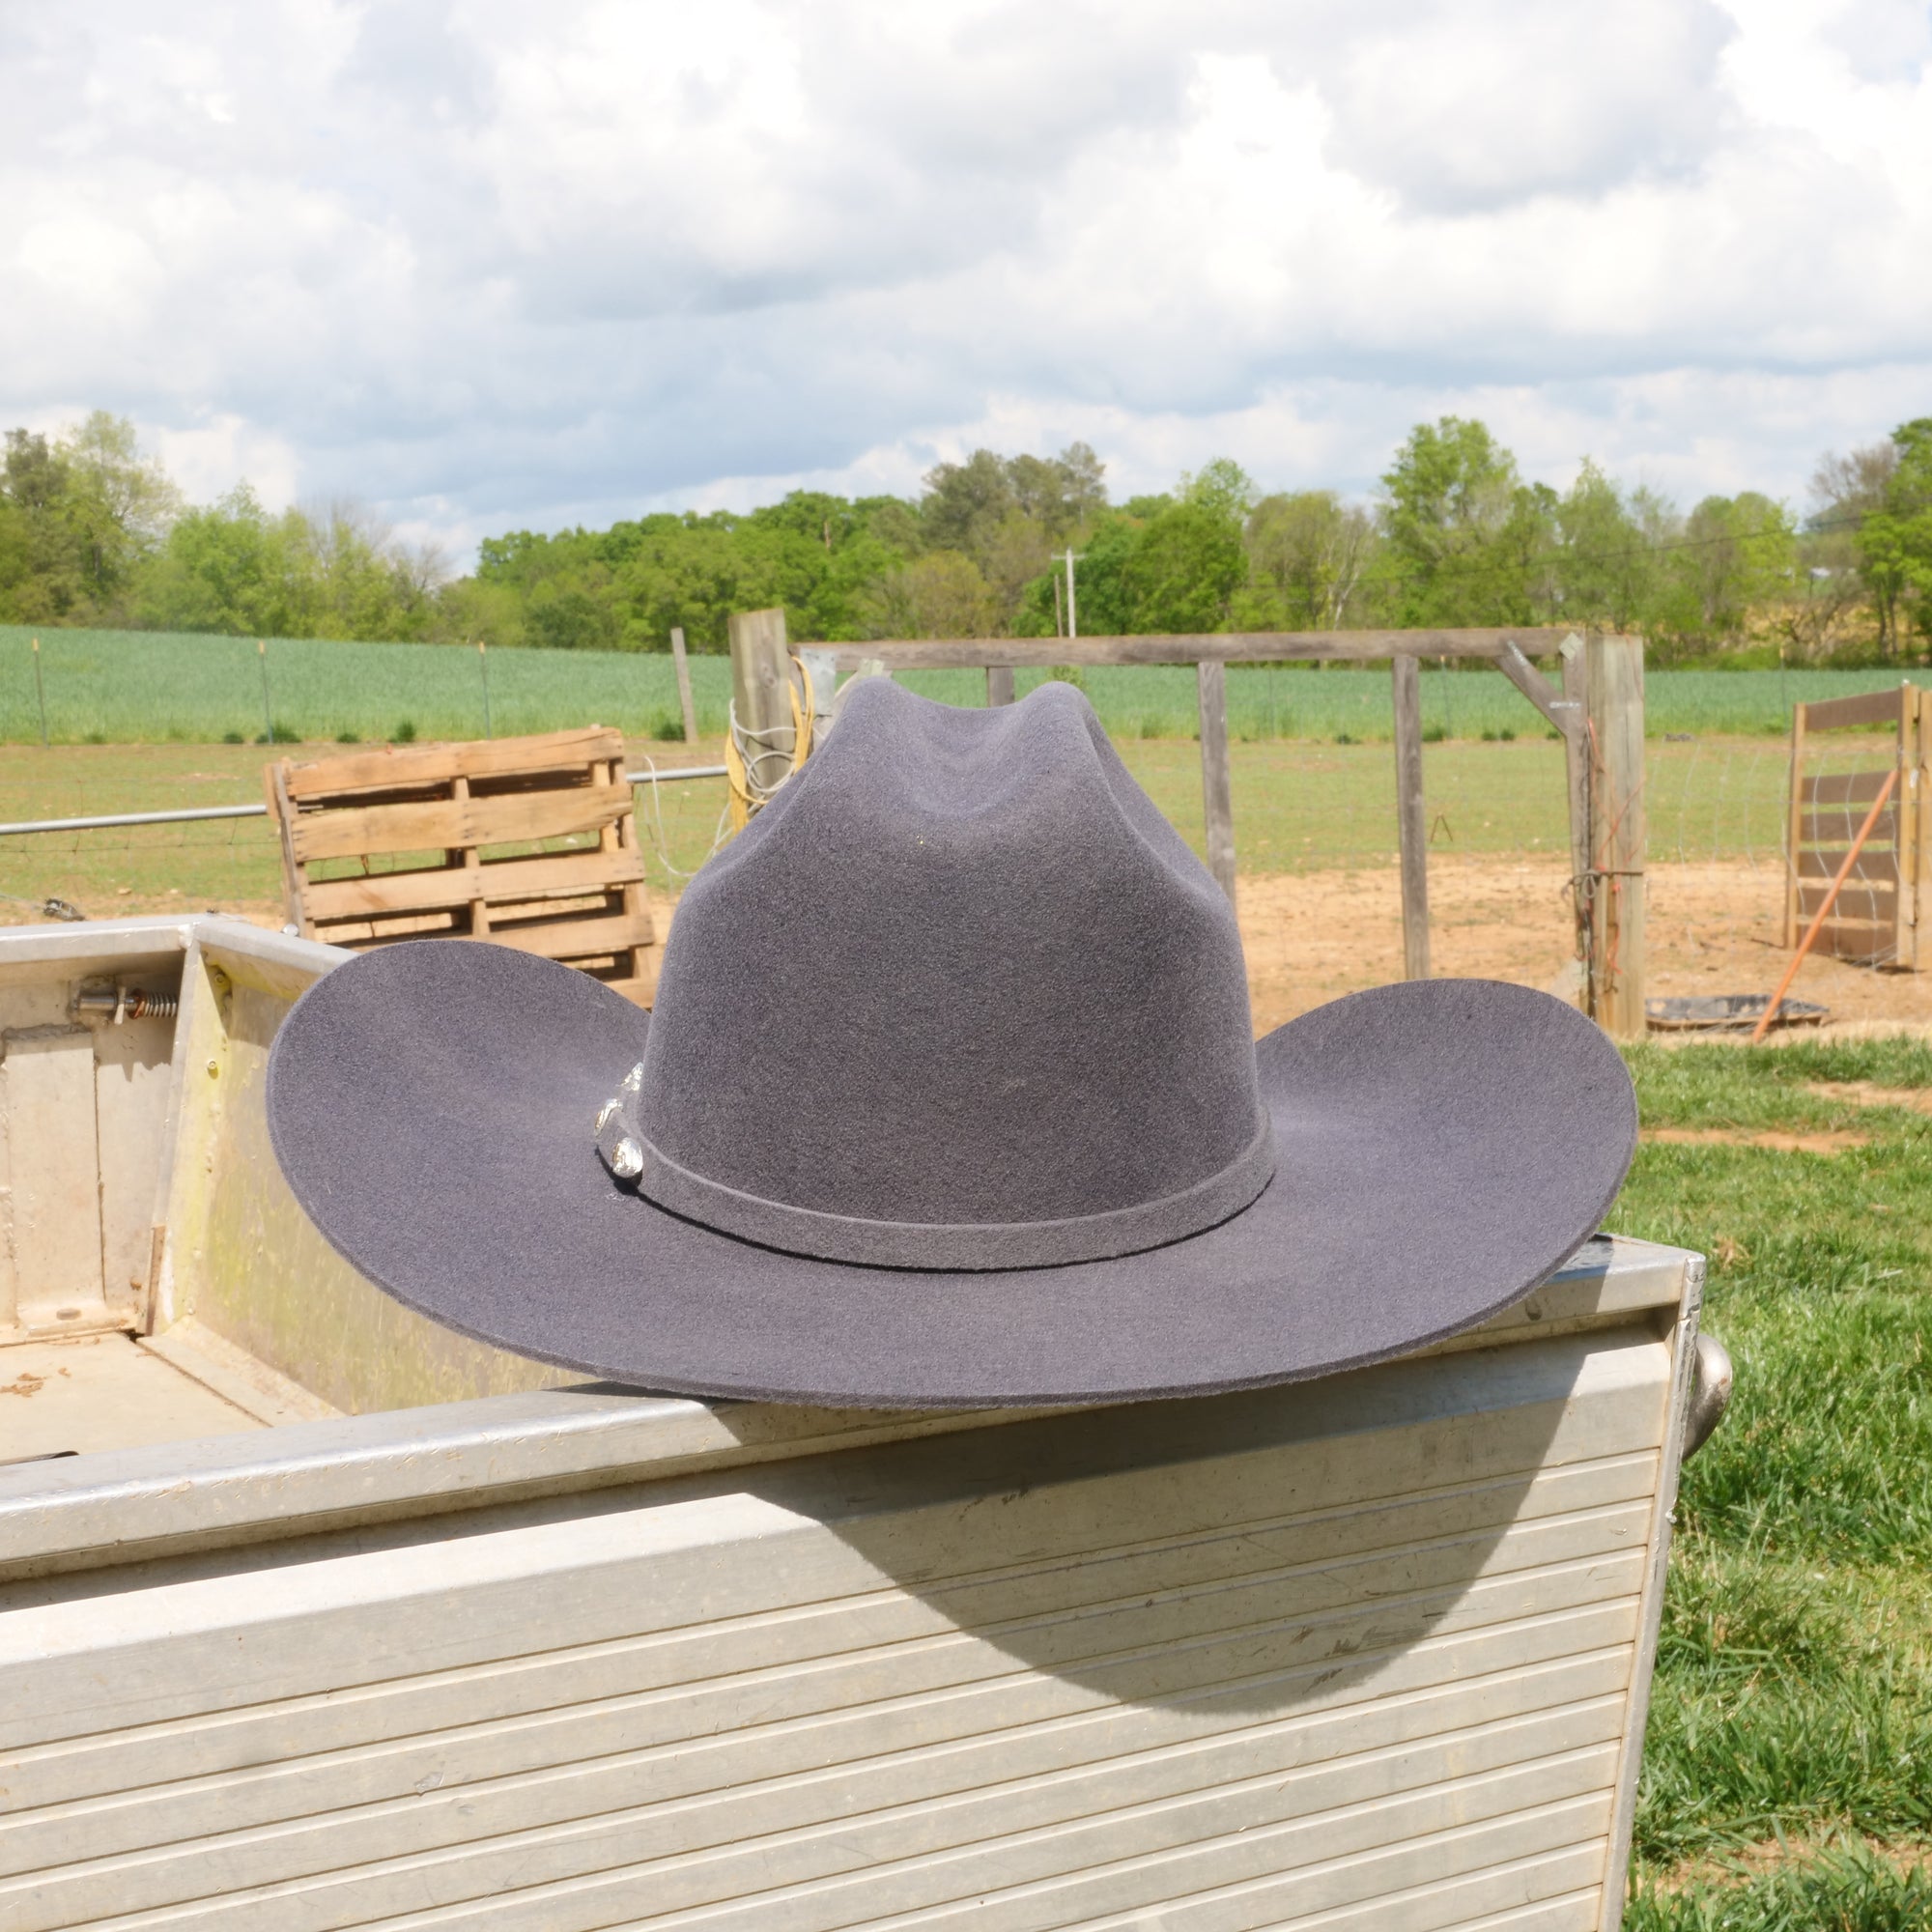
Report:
267,942,1635,1409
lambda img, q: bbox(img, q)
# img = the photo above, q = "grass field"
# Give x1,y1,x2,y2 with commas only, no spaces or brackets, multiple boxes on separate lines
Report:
0,625,1922,746
1609,1035,1932,1927
0,732,1803,920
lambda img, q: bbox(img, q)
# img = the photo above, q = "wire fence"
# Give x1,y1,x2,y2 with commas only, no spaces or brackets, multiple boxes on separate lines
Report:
0,753,735,927
0,676,1920,1034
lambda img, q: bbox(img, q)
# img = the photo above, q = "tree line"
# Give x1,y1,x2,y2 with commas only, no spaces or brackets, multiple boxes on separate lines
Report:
4,410,1929,666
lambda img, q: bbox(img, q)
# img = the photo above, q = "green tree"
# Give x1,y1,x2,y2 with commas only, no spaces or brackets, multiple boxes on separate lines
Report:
920,451,1015,560
1548,460,1659,631
139,486,318,637
64,412,182,611
137,488,440,640
918,444,1109,634
1659,492,1797,649
1122,501,1244,631
1806,440,1898,658
0,431,85,620
1179,458,1258,527
1378,417,1541,625
1241,491,1378,629
0,413,180,623
862,550,997,639
1046,511,1144,637
1856,419,1932,653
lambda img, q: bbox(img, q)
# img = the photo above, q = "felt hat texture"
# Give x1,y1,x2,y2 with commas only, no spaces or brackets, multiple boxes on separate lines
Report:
267,678,1636,1409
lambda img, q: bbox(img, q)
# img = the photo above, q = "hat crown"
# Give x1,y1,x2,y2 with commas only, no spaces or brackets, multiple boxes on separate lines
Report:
627,679,1270,1268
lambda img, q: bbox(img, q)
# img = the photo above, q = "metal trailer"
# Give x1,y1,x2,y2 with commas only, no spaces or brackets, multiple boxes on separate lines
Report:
0,917,1715,1931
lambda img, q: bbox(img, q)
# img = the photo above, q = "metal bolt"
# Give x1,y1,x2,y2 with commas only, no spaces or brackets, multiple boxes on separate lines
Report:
206,1059,219,1078
611,1137,644,1179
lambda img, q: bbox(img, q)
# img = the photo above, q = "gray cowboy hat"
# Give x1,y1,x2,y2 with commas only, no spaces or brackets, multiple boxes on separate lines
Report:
267,679,1635,1409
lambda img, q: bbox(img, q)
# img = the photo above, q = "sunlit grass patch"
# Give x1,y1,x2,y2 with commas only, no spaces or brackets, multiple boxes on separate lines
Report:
1608,1037,1932,1922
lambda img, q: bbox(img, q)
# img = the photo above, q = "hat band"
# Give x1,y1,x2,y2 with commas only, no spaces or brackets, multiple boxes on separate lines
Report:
596,1101,1276,1271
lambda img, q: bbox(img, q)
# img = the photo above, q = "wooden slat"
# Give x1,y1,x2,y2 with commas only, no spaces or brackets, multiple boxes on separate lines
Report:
1796,882,1894,923
1907,685,1928,971
288,782,632,864
1797,846,1897,881
1813,923,1897,964
1801,688,1905,733
1586,635,1647,1037
2,1032,105,1327
475,911,656,962
1784,700,1806,947
1800,807,1896,847
1801,767,1896,806
807,629,1596,672
1392,655,1429,980
1197,660,1236,904
281,728,624,800
300,848,646,923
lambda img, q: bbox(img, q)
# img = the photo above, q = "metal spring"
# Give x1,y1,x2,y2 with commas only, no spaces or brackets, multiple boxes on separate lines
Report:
72,987,180,1023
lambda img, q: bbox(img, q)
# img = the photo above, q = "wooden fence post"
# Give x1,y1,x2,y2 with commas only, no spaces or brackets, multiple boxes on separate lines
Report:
670,626,698,744
985,666,1015,707
1584,633,1646,1037
796,646,839,752
1391,654,1430,980
726,608,795,812
1558,636,1594,1002
1196,660,1237,906
1909,683,1929,972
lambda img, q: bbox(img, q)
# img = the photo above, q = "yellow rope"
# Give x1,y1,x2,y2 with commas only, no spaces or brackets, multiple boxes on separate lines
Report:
725,654,815,832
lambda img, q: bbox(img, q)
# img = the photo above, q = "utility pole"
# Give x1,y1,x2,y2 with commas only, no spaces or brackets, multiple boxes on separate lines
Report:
1065,548,1078,639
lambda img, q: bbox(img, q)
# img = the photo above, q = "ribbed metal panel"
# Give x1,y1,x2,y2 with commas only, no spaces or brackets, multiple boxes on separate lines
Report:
0,1329,1672,1931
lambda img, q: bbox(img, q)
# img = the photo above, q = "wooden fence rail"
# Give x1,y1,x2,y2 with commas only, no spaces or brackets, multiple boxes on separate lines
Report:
740,617,1647,1036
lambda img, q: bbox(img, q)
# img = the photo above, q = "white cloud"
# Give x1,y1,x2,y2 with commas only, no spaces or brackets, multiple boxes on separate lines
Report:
0,0,1926,558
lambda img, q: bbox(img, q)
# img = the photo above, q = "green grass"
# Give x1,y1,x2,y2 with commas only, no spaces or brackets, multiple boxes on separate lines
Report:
0,626,1919,746
0,729,1800,922
1605,1037,1932,1927
0,742,733,917
1627,1844,1932,1929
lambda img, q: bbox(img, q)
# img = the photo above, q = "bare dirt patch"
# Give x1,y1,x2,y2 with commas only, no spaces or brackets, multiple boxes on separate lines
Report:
1236,856,1932,1036
1643,1126,1871,1153
1649,1833,1932,1898
1806,1080,1932,1115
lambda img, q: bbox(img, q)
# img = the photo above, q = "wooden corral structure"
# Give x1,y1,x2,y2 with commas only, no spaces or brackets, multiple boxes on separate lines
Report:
266,726,658,1004
732,616,1650,1037
1784,681,1928,970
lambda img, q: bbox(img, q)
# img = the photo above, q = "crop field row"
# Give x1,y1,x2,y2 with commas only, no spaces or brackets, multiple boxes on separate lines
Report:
0,626,1922,746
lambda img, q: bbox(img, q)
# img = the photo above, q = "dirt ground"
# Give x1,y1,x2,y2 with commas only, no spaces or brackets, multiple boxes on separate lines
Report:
78,853,1932,1042
1237,856,1932,1037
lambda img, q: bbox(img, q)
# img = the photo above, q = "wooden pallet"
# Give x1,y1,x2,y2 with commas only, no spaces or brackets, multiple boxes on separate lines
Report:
1784,683,1927,970
267,727,658,1004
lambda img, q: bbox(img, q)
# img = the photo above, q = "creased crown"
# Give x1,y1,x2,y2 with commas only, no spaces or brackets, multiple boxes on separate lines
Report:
607,679,1272,1268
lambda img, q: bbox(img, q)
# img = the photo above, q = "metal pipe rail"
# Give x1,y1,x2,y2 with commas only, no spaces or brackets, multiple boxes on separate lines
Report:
0,766,729,840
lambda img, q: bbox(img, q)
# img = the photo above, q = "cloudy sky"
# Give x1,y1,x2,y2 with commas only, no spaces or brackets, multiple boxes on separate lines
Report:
4,0,1929,561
